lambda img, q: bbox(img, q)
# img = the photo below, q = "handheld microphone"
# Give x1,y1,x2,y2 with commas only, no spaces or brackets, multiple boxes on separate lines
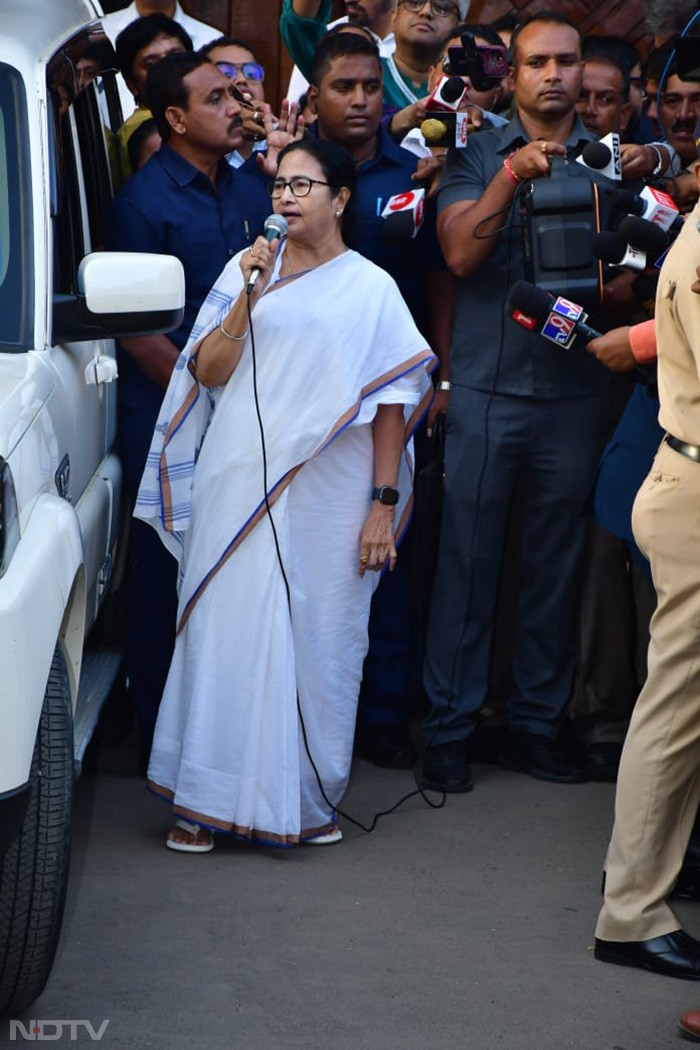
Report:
381,189,426,241
612,186,683,235
576,133,622,181
425,74,467,113
420,111,470,148
593,231,647,271
246,214,289,293
508,279,602,349
618,215,670,257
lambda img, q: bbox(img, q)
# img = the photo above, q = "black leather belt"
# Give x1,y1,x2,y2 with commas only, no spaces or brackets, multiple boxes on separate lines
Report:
665,433,700,463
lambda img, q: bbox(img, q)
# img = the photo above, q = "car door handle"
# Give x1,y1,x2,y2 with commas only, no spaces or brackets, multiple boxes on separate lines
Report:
85,355,119,386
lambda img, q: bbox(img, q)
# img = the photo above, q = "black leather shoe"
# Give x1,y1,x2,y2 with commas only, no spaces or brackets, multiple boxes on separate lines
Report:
418,742,473,793
585,742,623,782
360,723,416,770
594,930,700,979
499,730,586,783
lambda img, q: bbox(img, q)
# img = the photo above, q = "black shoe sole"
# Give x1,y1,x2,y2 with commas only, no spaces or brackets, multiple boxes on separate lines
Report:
498,755,586,784
416,773,474,794
594,943,700,980
678,1021,700,1041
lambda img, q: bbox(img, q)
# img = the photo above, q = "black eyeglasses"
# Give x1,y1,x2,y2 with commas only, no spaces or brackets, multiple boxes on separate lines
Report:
400,0,459,18
268,176,330,198
216,60,265,83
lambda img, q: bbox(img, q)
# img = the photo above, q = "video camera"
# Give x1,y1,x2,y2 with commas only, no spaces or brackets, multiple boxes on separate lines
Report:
446,31,509,91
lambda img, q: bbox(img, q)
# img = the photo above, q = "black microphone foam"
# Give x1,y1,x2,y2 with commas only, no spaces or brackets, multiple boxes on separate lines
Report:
581,141,612,170
442,75,466,103
592,231,626,264
508,279,552,321
611,188,644,217
618,215,669,255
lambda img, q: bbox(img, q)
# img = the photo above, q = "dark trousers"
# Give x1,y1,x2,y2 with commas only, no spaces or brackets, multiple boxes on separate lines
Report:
120,402,178,749
423,387,607,744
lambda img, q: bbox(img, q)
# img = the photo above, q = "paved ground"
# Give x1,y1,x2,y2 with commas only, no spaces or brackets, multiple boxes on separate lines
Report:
4,736,699,1050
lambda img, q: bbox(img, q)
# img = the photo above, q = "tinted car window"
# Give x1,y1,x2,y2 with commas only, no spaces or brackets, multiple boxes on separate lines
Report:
0,64,33,352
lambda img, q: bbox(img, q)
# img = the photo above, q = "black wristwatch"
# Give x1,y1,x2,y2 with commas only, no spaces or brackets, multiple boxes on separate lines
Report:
372,485,399,506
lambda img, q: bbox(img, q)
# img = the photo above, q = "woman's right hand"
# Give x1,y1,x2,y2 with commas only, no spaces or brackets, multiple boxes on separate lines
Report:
239,234,280,298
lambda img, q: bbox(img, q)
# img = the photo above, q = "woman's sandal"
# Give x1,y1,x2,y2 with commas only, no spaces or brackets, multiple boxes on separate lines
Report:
166,818,215,853
303,826,343,845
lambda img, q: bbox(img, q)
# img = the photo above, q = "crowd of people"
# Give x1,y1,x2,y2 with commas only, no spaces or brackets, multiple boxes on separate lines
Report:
65,0,700,1029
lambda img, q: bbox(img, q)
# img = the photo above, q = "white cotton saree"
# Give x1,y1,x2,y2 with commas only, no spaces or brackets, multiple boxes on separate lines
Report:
135,245,436,844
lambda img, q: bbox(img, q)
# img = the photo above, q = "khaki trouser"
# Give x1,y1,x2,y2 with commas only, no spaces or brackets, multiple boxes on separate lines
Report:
596,440,700,941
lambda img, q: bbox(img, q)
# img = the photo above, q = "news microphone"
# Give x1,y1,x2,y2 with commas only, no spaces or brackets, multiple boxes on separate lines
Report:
246,214,289,293
508,279,602,349
420,111,469,148
593,231,647,271
612,186,683,234
425,74,467,112
576,133,622,181
618,215,670,257
381,189,426,241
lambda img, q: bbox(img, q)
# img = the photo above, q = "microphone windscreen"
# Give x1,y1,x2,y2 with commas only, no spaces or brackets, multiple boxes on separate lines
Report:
618,215,669,255
581,141,612,170
421,117,450,142
592,231,626,264
263,214,289,239
611,189,644,216
507,279,552,320
442,76,466,103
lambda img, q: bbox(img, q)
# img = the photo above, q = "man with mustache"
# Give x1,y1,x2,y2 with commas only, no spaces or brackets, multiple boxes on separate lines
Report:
420,12,608,792
105,52,268,757
660,65,700,170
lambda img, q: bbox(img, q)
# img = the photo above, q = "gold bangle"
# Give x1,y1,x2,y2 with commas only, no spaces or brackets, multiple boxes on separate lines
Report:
219,318,248,341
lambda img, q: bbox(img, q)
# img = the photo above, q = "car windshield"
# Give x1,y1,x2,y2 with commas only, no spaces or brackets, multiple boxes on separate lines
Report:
0,65,32,352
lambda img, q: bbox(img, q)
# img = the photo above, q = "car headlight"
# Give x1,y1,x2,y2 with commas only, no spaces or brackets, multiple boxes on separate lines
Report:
0,458,20,577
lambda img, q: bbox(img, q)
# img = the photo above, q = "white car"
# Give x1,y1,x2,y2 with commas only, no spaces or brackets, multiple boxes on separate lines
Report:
0,0,184,1014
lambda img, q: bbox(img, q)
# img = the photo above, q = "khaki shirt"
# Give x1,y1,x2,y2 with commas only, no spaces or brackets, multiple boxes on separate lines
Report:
657,200,700,444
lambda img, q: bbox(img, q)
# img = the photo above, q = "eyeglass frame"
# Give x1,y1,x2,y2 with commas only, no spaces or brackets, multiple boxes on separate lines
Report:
268,176,331,198
399,0,460,20
215,60,265,83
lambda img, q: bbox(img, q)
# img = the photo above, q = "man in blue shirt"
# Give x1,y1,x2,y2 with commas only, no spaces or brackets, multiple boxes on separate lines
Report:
106,51,268,752
420,13,611,792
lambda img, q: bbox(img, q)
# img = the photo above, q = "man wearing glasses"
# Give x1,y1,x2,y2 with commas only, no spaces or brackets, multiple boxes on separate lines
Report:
281,0,469,115
201,37,269,169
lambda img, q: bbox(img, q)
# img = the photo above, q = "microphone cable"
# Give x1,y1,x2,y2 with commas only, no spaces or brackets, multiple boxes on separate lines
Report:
245,284,446,837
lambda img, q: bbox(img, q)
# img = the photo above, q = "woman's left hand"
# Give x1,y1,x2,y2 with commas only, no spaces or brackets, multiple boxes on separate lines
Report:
358,504,397,577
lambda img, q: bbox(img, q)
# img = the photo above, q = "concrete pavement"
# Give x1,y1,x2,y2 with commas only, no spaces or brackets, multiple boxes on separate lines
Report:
4,739,697,1050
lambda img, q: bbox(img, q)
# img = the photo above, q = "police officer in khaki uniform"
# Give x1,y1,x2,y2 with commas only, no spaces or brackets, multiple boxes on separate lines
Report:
595,128,700,979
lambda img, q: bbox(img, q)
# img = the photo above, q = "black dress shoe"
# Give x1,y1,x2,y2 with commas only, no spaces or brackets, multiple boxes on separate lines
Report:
594,930,700,979
499,730,586,783
585,742,623,782
418,741,473,793
360,723,416,770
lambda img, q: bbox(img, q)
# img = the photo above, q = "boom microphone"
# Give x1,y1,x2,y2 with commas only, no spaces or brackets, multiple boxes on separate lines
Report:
576,133,622,181
246,214,289,293
612,187,683,234
508,279,602,348
425,74,467,112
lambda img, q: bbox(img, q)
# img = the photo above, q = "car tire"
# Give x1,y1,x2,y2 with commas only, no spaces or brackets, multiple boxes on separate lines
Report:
0,645,73,1015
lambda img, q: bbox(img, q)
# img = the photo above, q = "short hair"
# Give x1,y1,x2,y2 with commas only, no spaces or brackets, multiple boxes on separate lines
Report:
489,12,524,35
146,51,212,140
510,11,582,69
459,23,506,48
127,117,160,172
200,36,256,58
644,41,677,85
114,13,193,82
276,137,357,244
582,37,633,101
311,30,381,87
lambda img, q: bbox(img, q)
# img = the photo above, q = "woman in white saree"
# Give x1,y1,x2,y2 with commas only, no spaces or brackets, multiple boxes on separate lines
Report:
135,138,436,850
